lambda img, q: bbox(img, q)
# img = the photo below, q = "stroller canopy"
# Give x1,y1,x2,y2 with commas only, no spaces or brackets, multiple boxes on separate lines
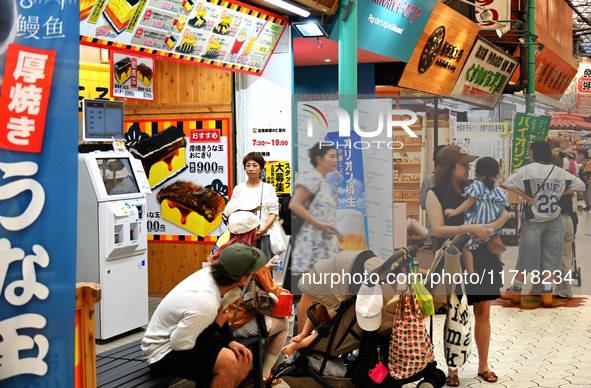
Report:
299,250,378,311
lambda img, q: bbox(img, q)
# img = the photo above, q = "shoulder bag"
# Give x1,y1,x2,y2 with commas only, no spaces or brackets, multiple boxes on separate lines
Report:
443,269,471,370
257,184,287,257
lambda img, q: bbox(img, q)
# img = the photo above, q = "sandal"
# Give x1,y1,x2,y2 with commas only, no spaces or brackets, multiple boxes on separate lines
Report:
263,376,282,386
477,370,498,383
445,374,460,387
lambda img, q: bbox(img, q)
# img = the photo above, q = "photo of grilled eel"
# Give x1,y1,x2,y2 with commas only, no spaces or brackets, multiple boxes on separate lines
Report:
157,181,225,236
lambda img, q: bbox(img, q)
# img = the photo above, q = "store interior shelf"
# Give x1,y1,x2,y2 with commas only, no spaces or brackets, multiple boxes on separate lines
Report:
394,198,420,202
394,181,421,184
394,161,421,165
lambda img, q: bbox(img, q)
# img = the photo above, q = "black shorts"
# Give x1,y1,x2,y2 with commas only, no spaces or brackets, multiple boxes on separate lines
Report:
148,333,226,386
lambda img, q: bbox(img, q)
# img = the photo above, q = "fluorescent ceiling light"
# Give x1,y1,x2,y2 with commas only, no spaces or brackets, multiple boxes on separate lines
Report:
264,0,310,17
292,22,328,38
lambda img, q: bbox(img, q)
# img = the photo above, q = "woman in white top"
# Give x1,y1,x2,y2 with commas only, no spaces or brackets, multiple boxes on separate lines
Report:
231,152,280,259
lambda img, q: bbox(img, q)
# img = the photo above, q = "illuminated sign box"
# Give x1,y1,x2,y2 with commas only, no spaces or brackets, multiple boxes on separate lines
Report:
80,0,287,75
398,1,480,96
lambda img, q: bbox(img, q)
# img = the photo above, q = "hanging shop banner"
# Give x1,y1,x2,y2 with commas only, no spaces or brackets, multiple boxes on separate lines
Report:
296,100,380,253
358,98,396,258
475,0,510,30
0,1,79,387
80,0,287,75
124,118,231,243
398,1,480,95
511,46,577,100
332,0,437,62
450,37,518,108
111,52,155,100
575,63,591,112
511,113,551,171
453,122,510,180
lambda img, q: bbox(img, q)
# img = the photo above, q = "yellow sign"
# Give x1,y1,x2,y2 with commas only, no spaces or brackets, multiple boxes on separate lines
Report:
79,62,112,112
265,161,291,195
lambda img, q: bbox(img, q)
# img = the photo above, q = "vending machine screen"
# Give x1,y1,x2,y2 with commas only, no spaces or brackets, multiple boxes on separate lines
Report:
95,157,140,195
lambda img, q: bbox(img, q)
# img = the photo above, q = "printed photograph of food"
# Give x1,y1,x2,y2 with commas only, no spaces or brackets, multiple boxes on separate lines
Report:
114,56,132,84
164,34,177,50
80,0,98,20
136,63,152,87
213,13,232,35
173,15,187,33
188,8,207,28
157,181,225,236
176,34,197,54
202,38,221,59
181,0,195,15
129,126,187,189
103,0,140,34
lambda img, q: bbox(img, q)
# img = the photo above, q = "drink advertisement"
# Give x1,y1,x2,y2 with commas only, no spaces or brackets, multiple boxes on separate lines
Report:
80,0,287,75
296,99,397,257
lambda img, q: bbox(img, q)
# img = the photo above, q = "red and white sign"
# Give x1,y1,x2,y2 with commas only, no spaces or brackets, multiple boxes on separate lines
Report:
0,44,56,153
190,129,221,143
576,64,591,111
577,68,591,94
475,0,510,30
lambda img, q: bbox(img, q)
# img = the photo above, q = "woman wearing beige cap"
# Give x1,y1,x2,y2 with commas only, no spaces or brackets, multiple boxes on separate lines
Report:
425,145,510,386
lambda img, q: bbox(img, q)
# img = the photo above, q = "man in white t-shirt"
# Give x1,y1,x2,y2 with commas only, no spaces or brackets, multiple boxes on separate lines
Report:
142,244,268,387
502,141,585,307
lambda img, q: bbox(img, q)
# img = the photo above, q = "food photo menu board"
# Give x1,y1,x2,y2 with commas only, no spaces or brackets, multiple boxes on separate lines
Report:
80,0,287,75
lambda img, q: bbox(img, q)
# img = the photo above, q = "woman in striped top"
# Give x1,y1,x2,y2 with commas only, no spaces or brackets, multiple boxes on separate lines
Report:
444,157,509,273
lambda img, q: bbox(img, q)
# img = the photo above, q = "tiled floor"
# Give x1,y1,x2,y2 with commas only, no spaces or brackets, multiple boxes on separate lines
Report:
96,207,591,387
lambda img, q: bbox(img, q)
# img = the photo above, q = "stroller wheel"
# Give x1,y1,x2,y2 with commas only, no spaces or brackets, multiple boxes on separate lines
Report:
433,368,447,387
417,380,437,388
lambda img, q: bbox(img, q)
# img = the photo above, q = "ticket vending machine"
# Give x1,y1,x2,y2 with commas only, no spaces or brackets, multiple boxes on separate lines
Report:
77,151,149,340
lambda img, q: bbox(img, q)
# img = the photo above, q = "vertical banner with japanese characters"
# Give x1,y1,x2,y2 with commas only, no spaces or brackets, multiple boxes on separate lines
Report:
576,63,591,112
124,118,231,242
511,113,551,171
0,1,79,386
296,100,370,252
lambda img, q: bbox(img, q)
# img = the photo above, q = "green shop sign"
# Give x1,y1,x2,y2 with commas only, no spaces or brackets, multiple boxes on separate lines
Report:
511,113,551,171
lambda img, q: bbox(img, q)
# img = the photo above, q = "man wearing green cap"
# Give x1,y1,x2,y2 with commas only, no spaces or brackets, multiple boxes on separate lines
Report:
142,243,268,387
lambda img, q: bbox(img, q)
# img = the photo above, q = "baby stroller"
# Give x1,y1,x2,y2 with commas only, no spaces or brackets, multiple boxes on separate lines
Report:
266,246,446,388
572,240,582,287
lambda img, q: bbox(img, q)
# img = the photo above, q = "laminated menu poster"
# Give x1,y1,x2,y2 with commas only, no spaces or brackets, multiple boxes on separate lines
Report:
124,117,231,243
111,51,155,100
80,0,287,75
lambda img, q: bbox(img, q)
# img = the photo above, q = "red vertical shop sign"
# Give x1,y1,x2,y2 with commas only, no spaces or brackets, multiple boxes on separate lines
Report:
0,44,56,153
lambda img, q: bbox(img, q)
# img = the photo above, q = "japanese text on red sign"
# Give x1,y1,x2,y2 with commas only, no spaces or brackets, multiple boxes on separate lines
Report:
0,45,56,153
